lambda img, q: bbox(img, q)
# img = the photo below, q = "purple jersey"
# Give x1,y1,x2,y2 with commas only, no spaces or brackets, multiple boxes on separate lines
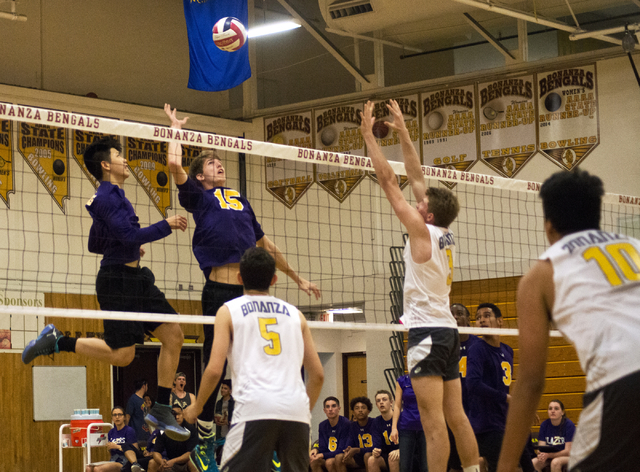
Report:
460,334,481,414
371,414,399,455
177,179,264,278
397,374,422,431
317,416,351,459
108,425,137,462
86,181,171,266
348,417,375,453
467,339,514,434
538,418,576,451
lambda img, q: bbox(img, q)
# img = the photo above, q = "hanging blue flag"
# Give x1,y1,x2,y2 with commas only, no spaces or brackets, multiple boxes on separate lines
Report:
183,0,251,92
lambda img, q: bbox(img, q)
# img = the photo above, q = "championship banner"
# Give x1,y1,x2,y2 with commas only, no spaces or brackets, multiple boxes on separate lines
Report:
123,137,172,217
366,96,419,188
478,75,536,178
315,103,366,201
537,64,599,170
421,85,477,188
181,144,204,175
0,120,14,208
18,123,69,212
264,113,314,208
71,130,120,188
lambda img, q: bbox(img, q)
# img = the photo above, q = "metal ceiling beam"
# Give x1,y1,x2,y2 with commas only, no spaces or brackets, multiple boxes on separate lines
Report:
571,22,640,40
276,0,369,85
451,0,622,46
464,12,515,60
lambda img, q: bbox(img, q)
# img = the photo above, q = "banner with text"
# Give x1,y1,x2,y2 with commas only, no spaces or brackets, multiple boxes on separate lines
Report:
538,64,599,170
18,123,69,212
181,144,205,175
478,75,537,178
71,130,121,188
0,291,45,351
124,137,172,217
264,113,314,208
421,86,477,188
0,120,13,207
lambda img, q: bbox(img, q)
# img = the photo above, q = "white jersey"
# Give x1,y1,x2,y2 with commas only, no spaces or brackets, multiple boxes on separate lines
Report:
541,229,640,392
224,294,310,424
403,224,457,329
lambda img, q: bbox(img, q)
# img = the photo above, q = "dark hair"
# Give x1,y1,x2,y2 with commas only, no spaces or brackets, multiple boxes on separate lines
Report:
549,399,567,426
539,169,604,236
112,406,125,415
426,187,460,228
323,396,340,407
84,137,122,181
374,390,392,402
188,150,221,186
221,379,232,390
240,247,276,291
134,379,148,391
350,396,373,412
451,303,470,318
477,303,502,318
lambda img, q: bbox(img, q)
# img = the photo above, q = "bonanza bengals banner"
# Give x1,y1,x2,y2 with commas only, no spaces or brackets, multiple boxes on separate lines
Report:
421,85,477,188
0,120,14,207
478,75,537,178
123,137,172,217
71,130,120,188
537,64,599,170
18,123,69,213
314,103,366,202
264,113,314,209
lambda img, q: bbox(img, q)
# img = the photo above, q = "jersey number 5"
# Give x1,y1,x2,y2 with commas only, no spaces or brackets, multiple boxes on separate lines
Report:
258,318,282,356
583,242,640,286
213,189,245,211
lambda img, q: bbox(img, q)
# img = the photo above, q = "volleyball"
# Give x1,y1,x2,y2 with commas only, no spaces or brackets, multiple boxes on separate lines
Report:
212,17,247,52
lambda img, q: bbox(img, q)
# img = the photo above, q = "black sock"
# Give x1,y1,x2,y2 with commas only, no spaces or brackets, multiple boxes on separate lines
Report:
57,336,77,353
157,386,171,406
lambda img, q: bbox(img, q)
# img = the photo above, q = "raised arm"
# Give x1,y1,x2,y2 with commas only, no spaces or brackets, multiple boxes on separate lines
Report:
257,235,321,299
385,99,425,203
300,312,324,410
164,103,189,186
497,260,554,472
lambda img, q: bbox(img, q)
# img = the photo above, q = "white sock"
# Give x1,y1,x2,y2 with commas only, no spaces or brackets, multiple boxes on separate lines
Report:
197,419,214,438
463,466,480,472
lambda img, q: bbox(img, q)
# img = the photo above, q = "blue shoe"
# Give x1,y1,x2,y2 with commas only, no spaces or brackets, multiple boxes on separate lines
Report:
145,404,191,442
22,324,62,364
271,451,281,472
190,434,219,472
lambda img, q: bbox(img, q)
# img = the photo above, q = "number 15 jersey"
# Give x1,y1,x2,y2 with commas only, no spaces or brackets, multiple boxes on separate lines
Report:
541,229,640,393
224,294,310,425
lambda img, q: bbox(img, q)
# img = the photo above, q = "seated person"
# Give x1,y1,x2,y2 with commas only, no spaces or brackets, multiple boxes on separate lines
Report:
533,400,575,472
148,406,197,472
86,406,145,472
368,391,399,472
310,397,351,472
336,396,374,471
214,379,234,463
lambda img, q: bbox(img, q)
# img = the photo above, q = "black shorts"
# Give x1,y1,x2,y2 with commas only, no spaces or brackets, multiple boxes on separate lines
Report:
96,265,175,349
201,279,244,364
570,370,640,472
220,419,309,472
407,327,460,381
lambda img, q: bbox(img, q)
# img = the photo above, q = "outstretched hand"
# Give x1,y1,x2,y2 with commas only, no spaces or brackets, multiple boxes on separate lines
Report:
164,103,189,129
359,101,376,137
384,99,409,134
298,277,321,299
166,214,188,232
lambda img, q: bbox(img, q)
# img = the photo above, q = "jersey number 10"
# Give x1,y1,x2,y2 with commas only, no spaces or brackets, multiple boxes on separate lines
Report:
583,242,640,286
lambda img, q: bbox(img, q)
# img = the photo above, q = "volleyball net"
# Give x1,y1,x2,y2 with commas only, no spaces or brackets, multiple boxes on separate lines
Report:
0,101,639,354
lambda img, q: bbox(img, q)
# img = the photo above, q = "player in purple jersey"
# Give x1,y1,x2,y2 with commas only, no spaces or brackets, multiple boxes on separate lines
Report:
337,397,374,471
164,105,321,471
369,391,399,472
533,400,575,472
310,397,352,472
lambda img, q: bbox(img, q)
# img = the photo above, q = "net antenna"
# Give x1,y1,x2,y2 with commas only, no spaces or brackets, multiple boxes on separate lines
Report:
622,25,640,91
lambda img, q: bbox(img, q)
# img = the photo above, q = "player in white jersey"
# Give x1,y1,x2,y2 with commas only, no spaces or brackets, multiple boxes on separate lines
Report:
497,169,640,472
183,247,324,472
361,100,480,472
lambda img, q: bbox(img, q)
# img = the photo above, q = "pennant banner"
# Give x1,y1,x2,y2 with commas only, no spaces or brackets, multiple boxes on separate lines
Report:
0,120,14,207
124,137,172,217
264,113,314,208
538,64,599,170
478,75,537,178
18,123,69,212
71,130,120,189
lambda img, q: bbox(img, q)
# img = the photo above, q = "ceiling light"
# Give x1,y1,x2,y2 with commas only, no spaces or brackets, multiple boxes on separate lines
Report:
327,308,363,315
248,21,301,38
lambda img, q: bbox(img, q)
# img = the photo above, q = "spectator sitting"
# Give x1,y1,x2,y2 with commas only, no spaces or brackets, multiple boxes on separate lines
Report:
336,396,374,471
126,379,151,446
310,396,351,472
86,406,145,472
148,405,197,472
144,395,154,416
368,390,399,472
533,400,575,472
391,375,427,472
170,372,196,413
214,379,234,463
